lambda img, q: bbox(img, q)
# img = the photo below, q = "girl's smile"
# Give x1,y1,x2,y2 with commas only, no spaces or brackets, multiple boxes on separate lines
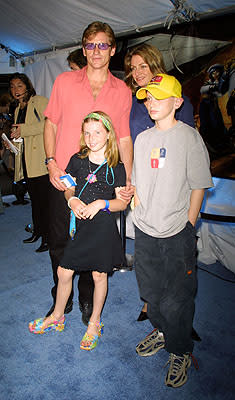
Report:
83,120,109,157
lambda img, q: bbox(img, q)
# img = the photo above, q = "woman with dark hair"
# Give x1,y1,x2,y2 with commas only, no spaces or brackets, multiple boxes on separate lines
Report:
9,73,50,252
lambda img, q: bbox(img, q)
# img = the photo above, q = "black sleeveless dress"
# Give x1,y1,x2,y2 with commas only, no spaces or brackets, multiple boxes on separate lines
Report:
60,154,126,273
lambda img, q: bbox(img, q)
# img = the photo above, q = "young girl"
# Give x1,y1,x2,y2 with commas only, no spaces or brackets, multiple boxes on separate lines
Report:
29,111,128,350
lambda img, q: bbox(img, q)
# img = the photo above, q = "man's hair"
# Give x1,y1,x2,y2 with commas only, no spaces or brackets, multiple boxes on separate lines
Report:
9,73,36,102
67,48,87,68
124,44,167,94
82,21,116,48
79,111,119,167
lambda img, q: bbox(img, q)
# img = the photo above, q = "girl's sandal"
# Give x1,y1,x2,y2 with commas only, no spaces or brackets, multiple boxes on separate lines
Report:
28,313,66,334
80,320,104,351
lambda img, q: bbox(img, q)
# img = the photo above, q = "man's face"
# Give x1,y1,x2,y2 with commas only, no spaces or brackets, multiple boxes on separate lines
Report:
83,32,116,70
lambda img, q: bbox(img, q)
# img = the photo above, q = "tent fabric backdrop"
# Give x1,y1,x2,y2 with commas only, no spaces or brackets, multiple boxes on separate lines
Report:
0,0,234,55
197,178,235,273
0,0,171,54
24,51,72,99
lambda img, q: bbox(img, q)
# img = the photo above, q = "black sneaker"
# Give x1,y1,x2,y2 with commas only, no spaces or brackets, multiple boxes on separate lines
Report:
165,353,191,388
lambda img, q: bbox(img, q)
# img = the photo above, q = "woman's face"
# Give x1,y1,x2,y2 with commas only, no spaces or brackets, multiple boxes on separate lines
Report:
10,79,27,101
130,54,153,88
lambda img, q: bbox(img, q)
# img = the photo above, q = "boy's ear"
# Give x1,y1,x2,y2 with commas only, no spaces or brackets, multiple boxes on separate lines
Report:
175,97,184,110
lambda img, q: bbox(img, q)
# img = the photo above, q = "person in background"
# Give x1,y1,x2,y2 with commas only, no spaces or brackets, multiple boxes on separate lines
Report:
29,111,128,352
9,73,50,253
0,93,14,208
43,21,133,324
132,74,213,388
0,93,14,168
124,43,194,322
67,48,87,71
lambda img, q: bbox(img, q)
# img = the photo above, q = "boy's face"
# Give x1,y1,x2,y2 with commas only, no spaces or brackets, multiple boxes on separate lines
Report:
146,92,183,124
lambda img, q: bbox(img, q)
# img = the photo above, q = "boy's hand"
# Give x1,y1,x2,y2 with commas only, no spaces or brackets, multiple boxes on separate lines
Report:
119,182,134,203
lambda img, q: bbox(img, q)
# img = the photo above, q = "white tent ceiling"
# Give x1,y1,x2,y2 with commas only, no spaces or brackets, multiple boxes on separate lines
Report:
1,0,234,55
0,0,234,98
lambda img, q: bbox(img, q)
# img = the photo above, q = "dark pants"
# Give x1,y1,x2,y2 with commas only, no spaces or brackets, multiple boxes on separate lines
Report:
48,184,94,307
27,174,50,241
135,222,197,355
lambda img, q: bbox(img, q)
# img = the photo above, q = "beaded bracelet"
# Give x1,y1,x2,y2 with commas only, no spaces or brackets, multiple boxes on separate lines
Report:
67,196,78,209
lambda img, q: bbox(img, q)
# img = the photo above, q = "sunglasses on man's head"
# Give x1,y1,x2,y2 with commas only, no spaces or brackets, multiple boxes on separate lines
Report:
84,42,112,51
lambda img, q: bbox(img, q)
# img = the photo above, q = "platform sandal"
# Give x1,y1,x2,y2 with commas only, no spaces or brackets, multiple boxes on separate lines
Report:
80,320,104,351
28,313,65,334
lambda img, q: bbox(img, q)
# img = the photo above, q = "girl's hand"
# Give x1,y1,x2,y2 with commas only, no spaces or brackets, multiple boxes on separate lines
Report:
80,200,103,220
70,198,87,219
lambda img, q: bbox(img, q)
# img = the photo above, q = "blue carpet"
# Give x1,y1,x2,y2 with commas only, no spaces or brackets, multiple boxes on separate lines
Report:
0,196,234,400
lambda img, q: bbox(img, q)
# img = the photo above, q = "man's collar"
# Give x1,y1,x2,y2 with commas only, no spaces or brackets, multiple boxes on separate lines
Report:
74,66,117,89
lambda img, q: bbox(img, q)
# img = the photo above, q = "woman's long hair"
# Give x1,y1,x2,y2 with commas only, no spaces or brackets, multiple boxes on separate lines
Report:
124,44,167,94
79,111,120,168
9,73,36,104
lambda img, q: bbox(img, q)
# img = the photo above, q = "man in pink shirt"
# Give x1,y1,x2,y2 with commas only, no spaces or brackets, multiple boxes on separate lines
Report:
43,21,133,323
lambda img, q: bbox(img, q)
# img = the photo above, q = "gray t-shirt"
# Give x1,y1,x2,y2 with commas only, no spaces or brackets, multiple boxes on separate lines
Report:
132,121,213,238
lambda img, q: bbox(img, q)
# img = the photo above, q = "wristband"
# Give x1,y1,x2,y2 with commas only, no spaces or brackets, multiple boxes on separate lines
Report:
67,196,78,209
101,199,110,214
104,200,110,210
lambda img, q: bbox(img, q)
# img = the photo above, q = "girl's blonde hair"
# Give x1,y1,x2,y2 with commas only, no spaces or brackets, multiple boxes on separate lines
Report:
79,111,119,167
124,44,167,94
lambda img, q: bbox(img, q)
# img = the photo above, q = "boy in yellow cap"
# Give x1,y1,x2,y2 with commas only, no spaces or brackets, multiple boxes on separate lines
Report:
132,74,213,388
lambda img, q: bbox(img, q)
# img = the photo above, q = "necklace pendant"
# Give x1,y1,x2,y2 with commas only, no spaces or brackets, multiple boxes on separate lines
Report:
86,173,97,183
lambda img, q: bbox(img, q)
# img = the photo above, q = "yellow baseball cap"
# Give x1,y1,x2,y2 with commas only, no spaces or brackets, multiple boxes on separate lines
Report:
136,74,182,100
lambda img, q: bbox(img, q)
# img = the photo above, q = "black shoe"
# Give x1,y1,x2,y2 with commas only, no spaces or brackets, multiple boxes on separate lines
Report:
80,303,93,326
25,223,33,233
137,311,148,321
12,199,29,205
192,327,202,342
23,234,41,243
45,302,73,318
35,242,49,253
